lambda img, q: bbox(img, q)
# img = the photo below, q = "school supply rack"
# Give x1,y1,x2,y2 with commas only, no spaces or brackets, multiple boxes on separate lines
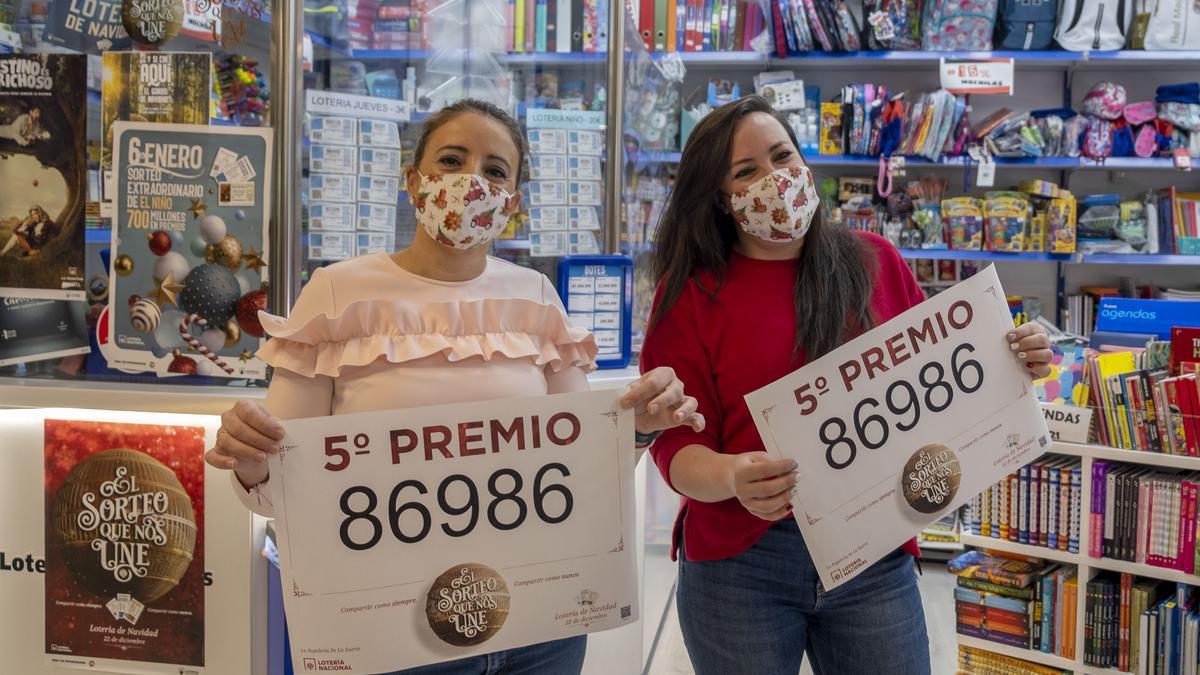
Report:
959,440,1200,674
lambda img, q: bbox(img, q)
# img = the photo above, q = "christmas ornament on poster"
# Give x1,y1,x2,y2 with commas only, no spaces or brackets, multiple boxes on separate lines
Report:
122,0,185,46
51,448,197,603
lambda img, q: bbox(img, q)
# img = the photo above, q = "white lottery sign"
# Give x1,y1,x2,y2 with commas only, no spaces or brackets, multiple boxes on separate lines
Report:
746,265,1049,589
270,390,638,673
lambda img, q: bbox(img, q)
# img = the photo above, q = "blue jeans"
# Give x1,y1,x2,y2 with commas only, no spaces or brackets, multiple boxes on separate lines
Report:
381,636,586,675
677,520,930,675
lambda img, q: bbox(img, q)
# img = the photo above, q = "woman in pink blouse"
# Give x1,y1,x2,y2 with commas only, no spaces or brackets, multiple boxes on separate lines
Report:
205,99,703,675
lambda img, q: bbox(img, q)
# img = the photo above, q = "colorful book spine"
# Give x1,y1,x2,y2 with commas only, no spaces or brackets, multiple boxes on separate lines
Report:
1070,464,1082,553
1008,474,1019,543
1019,464,1030,545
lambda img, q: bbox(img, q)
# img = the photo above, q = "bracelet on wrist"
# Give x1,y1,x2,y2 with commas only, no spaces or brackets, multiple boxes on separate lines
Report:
635,429,663,447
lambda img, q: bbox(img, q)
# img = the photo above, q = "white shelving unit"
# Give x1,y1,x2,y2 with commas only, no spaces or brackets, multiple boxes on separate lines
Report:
956,441,1200,673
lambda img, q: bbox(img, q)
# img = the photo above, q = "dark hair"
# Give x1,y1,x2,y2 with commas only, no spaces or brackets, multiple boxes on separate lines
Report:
650,95,875,359
413,99,528,182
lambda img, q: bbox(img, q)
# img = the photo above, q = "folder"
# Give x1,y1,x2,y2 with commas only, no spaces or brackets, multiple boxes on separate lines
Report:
536,0,547,52
557,0,573,51
666,0,677,51
654,0,668,51
547,0,557,51
640,0,655,50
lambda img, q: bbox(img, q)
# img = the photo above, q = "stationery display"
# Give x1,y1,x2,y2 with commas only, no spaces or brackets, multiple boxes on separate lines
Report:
305,89,409,261
557,255,632,368
525,109,604,257
270,390,637,673
745,264,1050,589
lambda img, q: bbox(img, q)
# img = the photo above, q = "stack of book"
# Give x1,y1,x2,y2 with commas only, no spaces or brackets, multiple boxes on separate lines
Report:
966,456,1082,555
1156,188,1200,255
1090,461,1200,573
949,551,1078,658
956,644,1071,675
1085,330,1200,455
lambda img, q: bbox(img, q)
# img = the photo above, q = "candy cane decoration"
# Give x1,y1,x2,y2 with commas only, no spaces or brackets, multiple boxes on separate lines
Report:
179,314,236,375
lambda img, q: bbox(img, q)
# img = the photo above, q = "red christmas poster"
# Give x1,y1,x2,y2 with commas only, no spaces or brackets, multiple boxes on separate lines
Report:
44,419,205,673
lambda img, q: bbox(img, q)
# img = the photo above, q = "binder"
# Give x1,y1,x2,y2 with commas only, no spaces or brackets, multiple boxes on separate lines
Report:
536,0,548,52
666,0,677,51
701,0,713,50
676,0,686,50
571,0,585,51
583,0,597,51
526,0,537,52
654,0,668,51
558,0,572,52
640,0,655,50
506,0,516,51
547,0,557,52
515,0,527,52
732,0,746,52
684,0,697,50
597,0,609,50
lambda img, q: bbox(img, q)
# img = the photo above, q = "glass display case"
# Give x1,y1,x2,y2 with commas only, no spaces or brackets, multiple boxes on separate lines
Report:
0,0,274,386
296,0,623,292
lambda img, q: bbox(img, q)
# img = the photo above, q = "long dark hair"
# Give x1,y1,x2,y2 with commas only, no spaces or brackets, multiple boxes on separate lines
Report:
650,95,876,359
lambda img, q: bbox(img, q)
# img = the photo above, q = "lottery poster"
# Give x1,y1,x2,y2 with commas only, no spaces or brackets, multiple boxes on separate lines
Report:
42,0,133,53
101,52,211,203
0,297,90,367
271,390,638,673
44,419,206,673
0,54,87,300
102,122,271,379
747,265,1050,589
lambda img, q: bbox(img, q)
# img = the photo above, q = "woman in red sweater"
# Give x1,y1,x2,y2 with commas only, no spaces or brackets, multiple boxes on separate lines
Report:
640,96,1053,674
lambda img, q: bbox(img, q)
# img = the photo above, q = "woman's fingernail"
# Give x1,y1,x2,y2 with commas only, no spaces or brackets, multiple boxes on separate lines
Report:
1008,332,1016,341
1018,351,1027,359
1027,362,1035,369
1009,341,1020,351
789,460,799,471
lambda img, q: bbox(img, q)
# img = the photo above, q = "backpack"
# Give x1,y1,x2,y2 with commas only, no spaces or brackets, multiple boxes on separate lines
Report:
998,0,1059,49
1143,0,1200,49
1055,0,1133,50
922,0,999,50
863,0,923,49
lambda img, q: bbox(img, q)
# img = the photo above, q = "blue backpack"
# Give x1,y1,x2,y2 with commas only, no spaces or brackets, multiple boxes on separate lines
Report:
998,0,1059,49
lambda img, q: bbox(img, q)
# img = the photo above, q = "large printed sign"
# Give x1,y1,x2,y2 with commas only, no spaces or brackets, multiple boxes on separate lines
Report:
272,390,638,673
44,418,205,673
747,265,1050,589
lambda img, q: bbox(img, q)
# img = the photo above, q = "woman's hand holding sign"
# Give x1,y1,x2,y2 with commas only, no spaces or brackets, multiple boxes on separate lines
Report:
1009,322,1053,379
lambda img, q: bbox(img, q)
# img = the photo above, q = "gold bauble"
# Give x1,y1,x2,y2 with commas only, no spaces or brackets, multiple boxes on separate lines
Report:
114,255,134,277
52,448,197,603
121,0,184,47
426,563,510,647
206,235,243,271
221,320,241,347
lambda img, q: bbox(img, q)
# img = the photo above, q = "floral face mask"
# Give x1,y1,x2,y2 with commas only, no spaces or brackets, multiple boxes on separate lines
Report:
728,166,819,242
411,172,516,250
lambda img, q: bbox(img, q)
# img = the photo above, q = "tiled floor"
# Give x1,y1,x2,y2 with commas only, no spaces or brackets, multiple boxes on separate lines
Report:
645,563,960,675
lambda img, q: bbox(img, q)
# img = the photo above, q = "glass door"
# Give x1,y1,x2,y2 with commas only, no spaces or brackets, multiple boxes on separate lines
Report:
298,0,617,291
0,0,273,385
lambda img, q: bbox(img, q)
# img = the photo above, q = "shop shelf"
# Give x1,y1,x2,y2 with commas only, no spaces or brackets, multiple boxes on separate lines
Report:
344,49,431,60
632,152,1190,172
1079,253,1200,265
899,249,1070,262
955,635,1086,673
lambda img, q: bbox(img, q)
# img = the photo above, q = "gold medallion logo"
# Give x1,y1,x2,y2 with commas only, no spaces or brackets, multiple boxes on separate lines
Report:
902,444,962,514
426,563,510,647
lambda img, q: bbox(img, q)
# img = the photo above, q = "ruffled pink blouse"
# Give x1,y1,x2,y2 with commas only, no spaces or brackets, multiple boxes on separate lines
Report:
234,253,598,517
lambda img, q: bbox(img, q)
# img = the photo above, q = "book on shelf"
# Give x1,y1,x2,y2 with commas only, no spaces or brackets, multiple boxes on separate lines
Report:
957,644,1071,675
967,457,1082,555
1089,462,1200,572
950,551,1077,657
631,0,762,51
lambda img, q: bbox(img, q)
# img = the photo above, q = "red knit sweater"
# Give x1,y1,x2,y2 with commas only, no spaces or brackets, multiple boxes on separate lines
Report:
641,231,926,562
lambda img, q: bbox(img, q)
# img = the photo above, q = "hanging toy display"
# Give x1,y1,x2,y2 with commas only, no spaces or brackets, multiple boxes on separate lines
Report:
121,0,184,46
215,55,269,127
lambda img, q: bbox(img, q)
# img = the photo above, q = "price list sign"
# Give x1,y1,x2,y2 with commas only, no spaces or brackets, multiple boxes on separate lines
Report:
746,265,1049,589
270,390,637,673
